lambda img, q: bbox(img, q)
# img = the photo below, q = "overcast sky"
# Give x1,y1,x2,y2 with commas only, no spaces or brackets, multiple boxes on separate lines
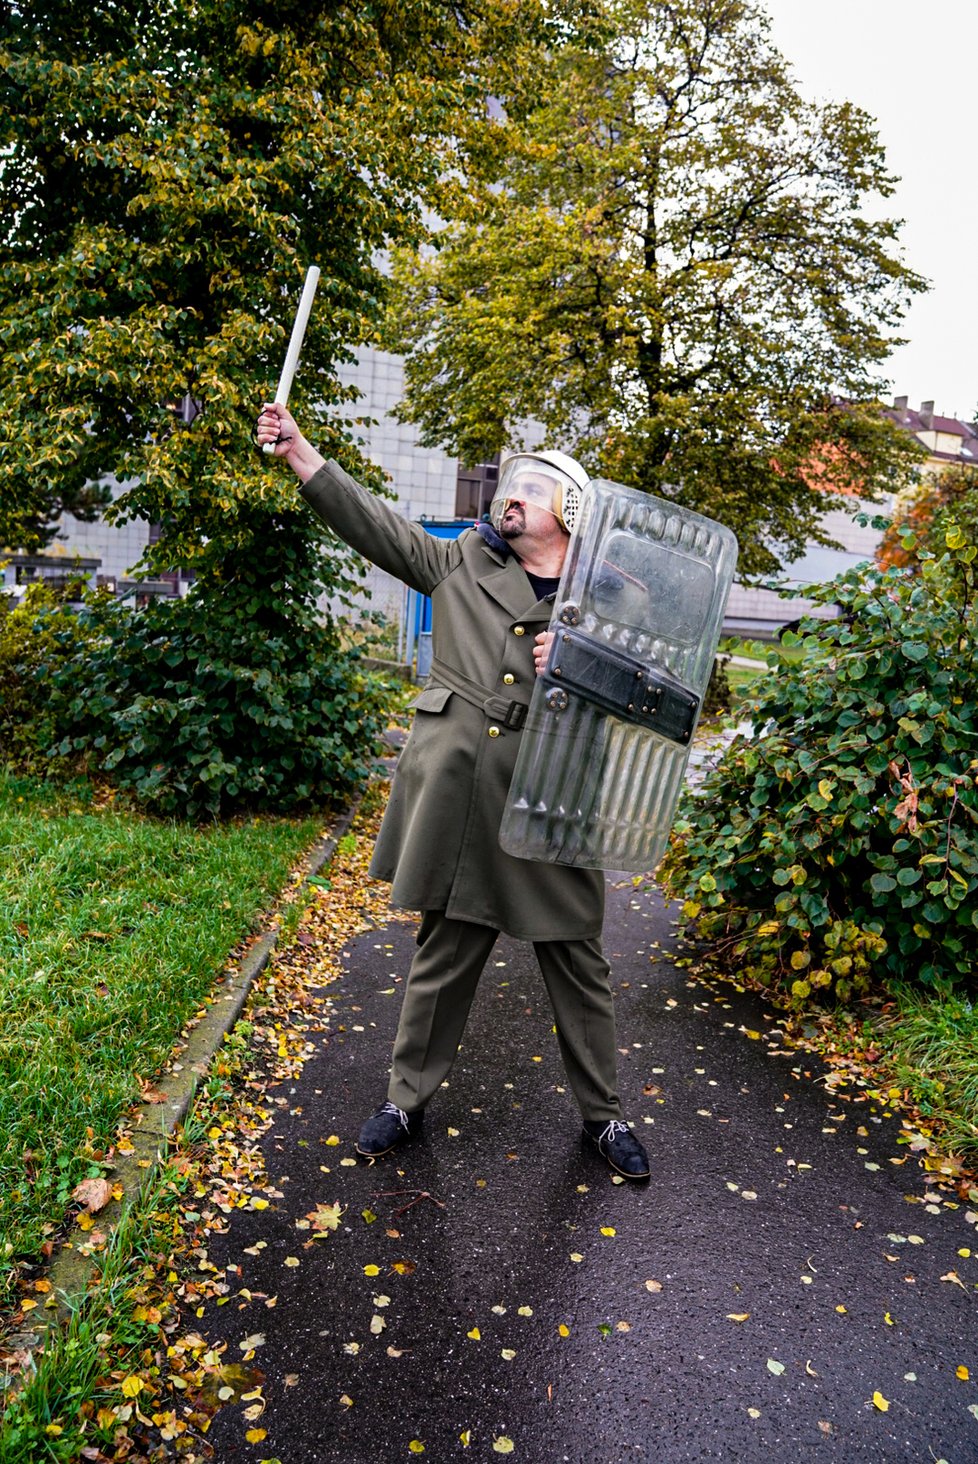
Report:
763,0,978,422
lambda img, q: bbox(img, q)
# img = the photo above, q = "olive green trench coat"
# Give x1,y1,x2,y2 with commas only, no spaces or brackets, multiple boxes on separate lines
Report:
301,461,604,942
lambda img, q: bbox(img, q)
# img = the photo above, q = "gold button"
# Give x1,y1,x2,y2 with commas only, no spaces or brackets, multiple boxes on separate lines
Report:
503,673,515,686
513,625,525,636
488,725,500,738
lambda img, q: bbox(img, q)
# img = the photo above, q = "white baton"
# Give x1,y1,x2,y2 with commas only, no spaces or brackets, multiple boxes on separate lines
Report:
263,264,321,453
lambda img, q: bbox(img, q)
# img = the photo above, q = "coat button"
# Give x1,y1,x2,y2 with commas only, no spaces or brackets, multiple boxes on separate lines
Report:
513,625,525,635
502,673,515,685
488,725,501,738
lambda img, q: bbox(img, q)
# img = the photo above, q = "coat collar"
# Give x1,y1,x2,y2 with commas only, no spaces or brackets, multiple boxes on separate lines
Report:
476,552,554,621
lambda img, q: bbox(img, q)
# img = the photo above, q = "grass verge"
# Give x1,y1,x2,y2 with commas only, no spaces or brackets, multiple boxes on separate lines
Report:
858,985,978,1171
0,771,326,1303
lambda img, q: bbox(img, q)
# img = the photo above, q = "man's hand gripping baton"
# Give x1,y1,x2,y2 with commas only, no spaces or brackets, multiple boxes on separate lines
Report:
262,265,320,453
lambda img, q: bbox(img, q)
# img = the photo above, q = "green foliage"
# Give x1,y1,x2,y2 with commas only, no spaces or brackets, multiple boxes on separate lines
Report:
878,465,978,571
660,527,978,1001
0,581,95,770
388,0,925,576
0,0,485,562
49,542,388,818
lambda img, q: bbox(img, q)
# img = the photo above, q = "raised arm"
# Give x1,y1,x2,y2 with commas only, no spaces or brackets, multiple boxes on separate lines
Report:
255,403,460,596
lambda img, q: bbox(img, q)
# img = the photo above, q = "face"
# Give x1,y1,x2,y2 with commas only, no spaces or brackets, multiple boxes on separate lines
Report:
497,497,562,544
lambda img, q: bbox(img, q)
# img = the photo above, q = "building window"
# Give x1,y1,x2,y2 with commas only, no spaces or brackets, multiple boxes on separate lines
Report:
455,456,500,520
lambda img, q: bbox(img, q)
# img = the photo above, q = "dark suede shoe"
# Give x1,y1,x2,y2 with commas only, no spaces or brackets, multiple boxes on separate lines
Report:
356,1101,424,1158
583,1119,651,1180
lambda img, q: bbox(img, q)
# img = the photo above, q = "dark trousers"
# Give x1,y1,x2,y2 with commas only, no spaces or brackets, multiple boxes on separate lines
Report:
386,910,622,1122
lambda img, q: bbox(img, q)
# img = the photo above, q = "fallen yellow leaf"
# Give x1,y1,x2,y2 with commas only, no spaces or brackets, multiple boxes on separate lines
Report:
956,1365,970,1381
600,1227,616,1237
558,1323,570,1337
726,1313,750,1323
408,1441,425,1454
245,1428,266,1444
872,1391,889,1412
493,1440,515,1455
467,1327,481,1341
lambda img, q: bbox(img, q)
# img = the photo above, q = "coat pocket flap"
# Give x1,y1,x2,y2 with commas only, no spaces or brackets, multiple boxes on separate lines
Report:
411,685,454,713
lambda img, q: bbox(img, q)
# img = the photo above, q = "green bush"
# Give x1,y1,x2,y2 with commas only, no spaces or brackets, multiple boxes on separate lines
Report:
660,522,978,1002
0,580,94,772
50,583,387,817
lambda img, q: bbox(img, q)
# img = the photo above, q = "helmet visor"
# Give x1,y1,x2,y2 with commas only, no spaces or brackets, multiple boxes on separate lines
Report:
489,460,572,531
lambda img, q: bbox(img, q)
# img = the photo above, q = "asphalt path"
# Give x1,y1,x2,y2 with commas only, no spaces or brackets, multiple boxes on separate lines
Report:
198,876,978,1464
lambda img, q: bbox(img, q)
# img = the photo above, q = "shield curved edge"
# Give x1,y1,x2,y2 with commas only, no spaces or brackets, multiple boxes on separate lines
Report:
499,478,738,871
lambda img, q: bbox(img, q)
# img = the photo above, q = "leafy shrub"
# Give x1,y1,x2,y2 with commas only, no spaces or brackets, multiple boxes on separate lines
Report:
50,583,387,818
0,580,95,772
659,523,978,1002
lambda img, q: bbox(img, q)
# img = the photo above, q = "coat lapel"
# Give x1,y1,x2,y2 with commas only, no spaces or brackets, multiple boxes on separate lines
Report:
476,549,555,623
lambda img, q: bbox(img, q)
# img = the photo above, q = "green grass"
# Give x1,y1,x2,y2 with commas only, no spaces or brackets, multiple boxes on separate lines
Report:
0,772,324,1298
878,985,978,1167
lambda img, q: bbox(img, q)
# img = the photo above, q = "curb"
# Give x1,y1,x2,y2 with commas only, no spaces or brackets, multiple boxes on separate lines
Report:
4,801,358,1370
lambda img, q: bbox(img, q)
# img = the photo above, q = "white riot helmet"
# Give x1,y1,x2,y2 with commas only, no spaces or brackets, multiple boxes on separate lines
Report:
489,449,590,535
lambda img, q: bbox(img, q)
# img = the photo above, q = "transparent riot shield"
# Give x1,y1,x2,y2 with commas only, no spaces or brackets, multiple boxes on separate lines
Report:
499,479,738,871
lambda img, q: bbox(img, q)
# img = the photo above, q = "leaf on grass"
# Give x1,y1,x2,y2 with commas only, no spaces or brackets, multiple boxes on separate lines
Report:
72,1177,112,1214
120,1376,143,1398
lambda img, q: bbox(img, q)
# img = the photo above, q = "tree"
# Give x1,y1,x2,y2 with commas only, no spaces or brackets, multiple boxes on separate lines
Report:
387,0,926,576
0,0,488,573
878,464,978,571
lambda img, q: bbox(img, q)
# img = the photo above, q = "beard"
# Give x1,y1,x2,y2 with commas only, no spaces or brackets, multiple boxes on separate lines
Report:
498,505,525,539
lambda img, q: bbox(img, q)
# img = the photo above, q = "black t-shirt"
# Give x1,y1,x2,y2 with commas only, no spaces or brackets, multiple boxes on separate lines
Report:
524,571,560,602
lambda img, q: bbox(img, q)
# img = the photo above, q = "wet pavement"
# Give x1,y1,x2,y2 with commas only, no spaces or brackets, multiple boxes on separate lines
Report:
196,876,978,1463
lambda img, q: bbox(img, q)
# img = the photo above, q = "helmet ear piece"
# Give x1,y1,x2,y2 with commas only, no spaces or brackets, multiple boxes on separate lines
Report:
559,481,584,533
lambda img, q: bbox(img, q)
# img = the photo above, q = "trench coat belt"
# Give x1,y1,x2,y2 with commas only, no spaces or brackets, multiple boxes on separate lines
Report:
429,656,529,731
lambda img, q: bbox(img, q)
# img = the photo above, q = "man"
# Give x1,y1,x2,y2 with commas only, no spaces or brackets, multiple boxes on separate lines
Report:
255,401,650,1180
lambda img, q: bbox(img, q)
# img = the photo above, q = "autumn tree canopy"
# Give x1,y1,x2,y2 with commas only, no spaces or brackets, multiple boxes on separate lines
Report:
0,0,501,567
388,0,926,575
